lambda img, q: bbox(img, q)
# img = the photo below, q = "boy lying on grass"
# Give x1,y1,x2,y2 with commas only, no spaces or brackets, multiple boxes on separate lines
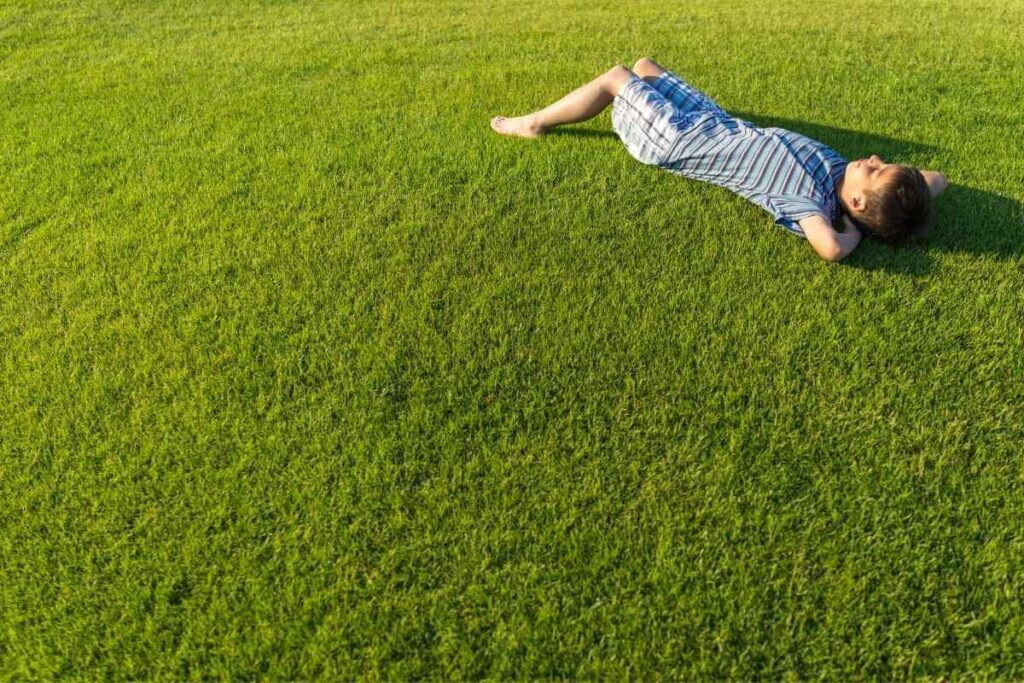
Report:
491,58,948,262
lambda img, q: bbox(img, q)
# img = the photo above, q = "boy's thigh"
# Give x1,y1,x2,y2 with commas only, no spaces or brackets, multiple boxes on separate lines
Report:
611,75,683,166
653,70,729,117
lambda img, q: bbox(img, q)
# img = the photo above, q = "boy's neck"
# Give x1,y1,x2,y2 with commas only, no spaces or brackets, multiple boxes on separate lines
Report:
836,173,851,215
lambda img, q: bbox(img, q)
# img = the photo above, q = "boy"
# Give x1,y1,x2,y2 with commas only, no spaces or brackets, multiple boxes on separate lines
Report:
491,58,948,262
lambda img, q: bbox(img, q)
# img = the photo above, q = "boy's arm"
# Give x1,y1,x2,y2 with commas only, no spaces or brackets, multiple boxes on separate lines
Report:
799,214,860,262
921,170,948,198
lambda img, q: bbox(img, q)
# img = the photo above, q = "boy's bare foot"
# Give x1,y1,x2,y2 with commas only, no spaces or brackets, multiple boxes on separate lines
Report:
490,115,545,138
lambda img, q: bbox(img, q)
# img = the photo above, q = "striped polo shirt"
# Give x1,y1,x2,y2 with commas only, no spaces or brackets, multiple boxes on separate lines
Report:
662,119,849,237
612,72,849,238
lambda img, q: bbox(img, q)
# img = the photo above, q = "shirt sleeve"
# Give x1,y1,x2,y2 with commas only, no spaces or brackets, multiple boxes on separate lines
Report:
765,194,828,238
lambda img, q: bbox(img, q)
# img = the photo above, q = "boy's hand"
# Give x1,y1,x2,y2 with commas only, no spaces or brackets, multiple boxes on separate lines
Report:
921,170,948,198
841,214,859,234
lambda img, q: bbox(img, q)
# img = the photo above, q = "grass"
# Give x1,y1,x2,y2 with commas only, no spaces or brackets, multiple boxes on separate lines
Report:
1,0,1023,678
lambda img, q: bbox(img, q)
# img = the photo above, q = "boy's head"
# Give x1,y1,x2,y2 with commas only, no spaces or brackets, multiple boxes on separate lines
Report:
839,155,933,246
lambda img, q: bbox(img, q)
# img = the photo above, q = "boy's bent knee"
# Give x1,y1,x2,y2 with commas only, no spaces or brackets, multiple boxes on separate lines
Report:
632,57,653,71
632,57,664,77
602,64,635,94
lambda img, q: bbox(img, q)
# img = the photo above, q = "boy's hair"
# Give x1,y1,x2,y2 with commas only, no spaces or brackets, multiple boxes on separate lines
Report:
849,165,933,247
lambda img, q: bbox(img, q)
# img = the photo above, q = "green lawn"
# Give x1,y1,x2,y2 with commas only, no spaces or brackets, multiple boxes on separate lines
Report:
2,0,1023,678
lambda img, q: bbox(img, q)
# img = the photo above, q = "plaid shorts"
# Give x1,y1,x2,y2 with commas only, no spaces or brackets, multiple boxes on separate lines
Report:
611,70,730,166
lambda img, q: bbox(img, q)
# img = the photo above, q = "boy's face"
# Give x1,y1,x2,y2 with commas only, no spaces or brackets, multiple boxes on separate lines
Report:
842,154,898,213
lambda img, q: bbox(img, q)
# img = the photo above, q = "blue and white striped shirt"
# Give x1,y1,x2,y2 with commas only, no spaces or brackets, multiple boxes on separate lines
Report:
611,73,849,238
662,119,848,237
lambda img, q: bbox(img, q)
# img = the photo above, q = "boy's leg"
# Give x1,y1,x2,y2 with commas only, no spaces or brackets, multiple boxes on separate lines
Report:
633,56,730,118
491,65,636,138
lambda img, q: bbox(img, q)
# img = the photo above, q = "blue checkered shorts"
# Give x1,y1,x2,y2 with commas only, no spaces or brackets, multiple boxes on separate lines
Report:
611,70,731,166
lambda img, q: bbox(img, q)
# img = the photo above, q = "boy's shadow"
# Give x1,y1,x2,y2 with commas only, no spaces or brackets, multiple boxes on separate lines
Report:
552,116,1023,273
548,128,618,141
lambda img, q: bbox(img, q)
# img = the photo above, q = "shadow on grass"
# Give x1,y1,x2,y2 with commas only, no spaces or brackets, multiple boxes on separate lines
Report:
547,128,619,140
550,115,1024,272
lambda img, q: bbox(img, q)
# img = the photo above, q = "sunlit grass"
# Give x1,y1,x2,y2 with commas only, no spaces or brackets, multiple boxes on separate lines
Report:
1,0,1023,677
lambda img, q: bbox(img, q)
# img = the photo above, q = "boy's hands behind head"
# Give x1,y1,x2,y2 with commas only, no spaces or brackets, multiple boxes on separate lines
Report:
921,170,949,198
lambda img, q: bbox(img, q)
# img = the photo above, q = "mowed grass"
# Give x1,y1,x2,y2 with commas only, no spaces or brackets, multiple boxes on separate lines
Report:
2,0,1023,677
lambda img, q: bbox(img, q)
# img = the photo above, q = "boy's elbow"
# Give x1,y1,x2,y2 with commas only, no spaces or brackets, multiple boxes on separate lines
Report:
822,250,843,263
800,215,858,262
826,231,862,262
813,241,843,262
